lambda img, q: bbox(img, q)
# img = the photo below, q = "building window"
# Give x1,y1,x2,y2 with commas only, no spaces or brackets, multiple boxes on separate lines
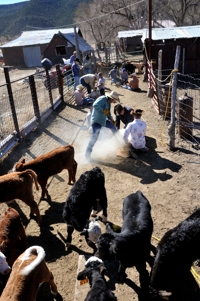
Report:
56,46,66,55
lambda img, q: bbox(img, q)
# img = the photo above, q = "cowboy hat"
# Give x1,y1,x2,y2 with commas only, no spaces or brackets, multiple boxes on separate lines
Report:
105,91,120,102
130,73,137,77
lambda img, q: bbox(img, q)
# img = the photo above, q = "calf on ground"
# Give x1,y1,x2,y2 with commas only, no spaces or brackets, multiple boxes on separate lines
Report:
13,144,77,199
0,170,41,225
149,208,200,300
62,166,107,252
0,245,58,301
96,190,153,291
77,256,117,301
0,207,28,266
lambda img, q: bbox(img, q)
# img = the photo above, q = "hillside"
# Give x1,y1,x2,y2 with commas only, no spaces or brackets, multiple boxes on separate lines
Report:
0,0,87,38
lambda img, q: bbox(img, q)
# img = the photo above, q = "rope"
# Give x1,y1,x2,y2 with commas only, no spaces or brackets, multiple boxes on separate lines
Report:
152,235,200,286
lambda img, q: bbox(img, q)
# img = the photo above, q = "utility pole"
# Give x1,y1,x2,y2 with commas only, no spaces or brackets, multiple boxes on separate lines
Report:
74,25,80,60
148,0,152,61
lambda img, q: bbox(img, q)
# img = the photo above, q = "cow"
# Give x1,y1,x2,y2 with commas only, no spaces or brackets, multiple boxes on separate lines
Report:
0,170,41,225
0,245,58,301
121,61,136,75
95,191,153,292
62,166,108,252
13,144,77,199
149,208,200,301
77,256,117,301
0,207,28,267
0,252,11,275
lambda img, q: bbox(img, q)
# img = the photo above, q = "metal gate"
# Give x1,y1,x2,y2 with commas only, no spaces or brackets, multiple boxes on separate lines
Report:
23,46,42,67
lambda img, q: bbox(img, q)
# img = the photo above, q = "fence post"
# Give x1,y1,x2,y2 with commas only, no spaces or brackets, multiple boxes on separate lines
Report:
56,64,64,102
168,45,180,150
4,67,21,139
45,69,54,108
29,75,41,124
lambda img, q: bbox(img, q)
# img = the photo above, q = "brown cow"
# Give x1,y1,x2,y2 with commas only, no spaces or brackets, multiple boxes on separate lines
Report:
0,170,41,225
0,245,58,301
0,207,28,266
13,144,77,199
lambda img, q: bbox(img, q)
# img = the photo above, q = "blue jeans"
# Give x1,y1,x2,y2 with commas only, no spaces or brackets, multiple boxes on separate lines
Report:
80,78,91,93
84,67,91,74
82,97,95,105
86,121,118,155
74,76,80,91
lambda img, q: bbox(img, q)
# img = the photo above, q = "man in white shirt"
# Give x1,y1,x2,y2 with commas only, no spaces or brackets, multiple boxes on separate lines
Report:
123,109,149,159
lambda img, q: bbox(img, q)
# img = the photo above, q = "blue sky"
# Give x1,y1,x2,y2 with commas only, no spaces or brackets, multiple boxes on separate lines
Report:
0,0,29,4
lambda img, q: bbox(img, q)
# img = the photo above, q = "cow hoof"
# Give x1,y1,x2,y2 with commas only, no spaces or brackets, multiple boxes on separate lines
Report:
101,215,107,223
91,210,97,217
65,242,71,250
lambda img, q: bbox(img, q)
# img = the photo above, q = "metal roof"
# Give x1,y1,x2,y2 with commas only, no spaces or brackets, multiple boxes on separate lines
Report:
118,30,143,38
0,27,85,48
142,25,200,42
61,33,94,52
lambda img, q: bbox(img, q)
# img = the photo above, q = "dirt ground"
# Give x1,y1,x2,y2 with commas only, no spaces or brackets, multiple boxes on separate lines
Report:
0,70,200,301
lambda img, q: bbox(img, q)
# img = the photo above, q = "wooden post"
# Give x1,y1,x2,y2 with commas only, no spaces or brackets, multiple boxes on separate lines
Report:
4,67,20,139
157,50,163,114
178,92,193,140
29,75,41,124
74,25,80,60
168,45,180,150
182,48,185,74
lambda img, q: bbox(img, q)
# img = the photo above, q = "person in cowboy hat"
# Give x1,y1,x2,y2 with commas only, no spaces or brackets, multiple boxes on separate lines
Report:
123,109,149,159
85,90,120,161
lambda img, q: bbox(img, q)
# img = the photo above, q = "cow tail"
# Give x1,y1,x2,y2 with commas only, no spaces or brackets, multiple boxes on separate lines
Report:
26,169,39,191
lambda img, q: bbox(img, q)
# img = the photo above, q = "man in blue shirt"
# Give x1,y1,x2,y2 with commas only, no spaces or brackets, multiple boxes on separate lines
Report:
85,91,120,161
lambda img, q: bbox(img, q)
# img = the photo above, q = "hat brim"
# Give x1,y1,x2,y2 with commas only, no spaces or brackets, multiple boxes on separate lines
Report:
105,92,120,102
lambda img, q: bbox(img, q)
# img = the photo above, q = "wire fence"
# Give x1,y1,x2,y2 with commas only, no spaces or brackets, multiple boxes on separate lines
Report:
154,68,200,150
0,65,74,158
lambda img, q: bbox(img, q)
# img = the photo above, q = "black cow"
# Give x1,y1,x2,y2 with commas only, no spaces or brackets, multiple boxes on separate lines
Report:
62,167,107,252
77,256,117,301
149,208,200,301
96,191,153,291
121,62,136,74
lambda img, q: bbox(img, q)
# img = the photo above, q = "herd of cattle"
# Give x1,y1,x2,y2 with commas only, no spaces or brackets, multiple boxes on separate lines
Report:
0,144,199,300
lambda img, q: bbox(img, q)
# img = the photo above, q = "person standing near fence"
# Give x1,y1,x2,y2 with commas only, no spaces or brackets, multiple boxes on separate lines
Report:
96,72,105,95
70,51,76,65
83,54,92,74
72,58,83,91
85,91,120,161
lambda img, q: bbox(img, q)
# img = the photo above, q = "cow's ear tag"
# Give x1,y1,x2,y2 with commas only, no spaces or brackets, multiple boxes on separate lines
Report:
80,277,89,285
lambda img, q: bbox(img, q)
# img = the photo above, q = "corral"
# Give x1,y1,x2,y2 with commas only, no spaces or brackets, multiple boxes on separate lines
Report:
0,68,200,301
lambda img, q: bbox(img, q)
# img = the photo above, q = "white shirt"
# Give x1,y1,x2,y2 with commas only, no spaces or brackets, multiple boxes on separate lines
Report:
98,77,105,89
123,119,147,149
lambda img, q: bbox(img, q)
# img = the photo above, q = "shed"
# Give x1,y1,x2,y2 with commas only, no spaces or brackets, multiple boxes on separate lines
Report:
118,30,143,53
142,25,200,74
0,28,94,67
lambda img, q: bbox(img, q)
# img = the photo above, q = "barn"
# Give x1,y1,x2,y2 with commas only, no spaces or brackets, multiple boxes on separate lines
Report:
0,28,94,67
142,25,200,74
118,29,143,53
